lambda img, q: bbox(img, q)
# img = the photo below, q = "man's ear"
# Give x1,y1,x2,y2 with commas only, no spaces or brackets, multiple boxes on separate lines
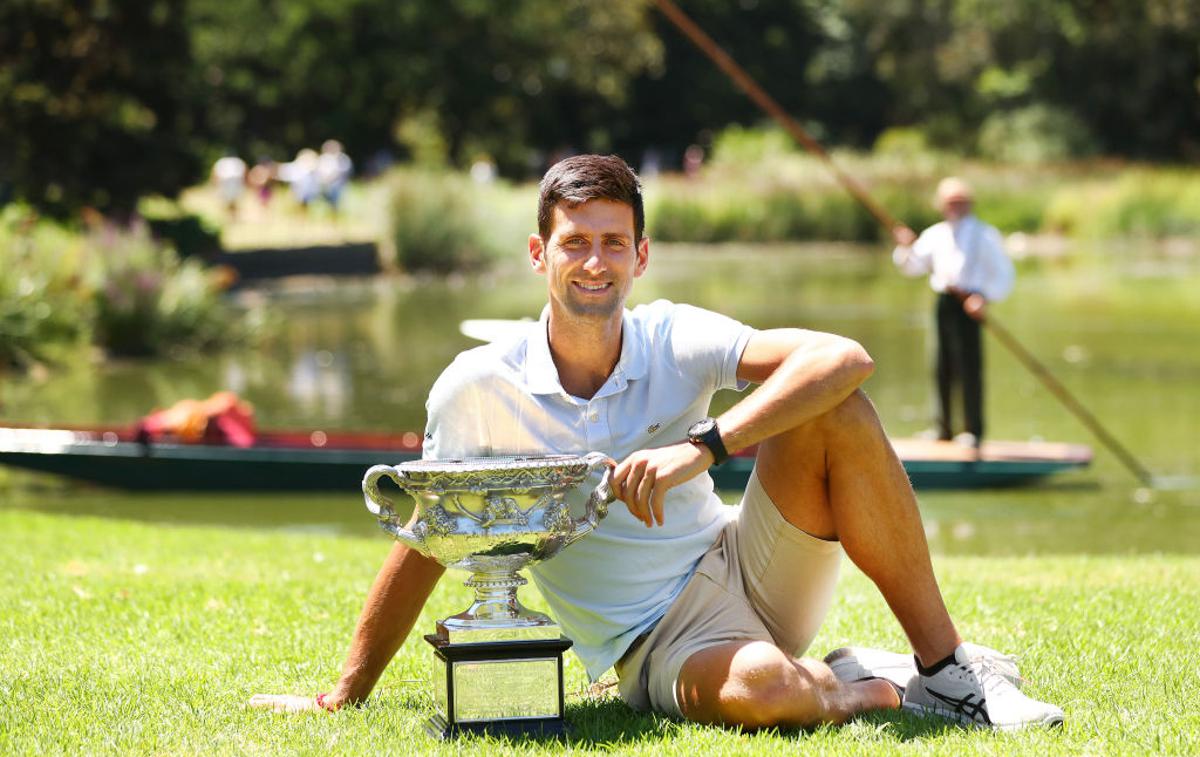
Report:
634,236,650,278
529,233,547,273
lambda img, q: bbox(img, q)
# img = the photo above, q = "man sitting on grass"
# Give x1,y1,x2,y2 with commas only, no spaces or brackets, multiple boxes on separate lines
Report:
251,155,1063,731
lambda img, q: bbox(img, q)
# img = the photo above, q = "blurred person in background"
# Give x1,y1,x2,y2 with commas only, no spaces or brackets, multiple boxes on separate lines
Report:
247,158,276,211
317,140,353,216
683,144,705,179
278,148,320,214
211,153,247,219
892,177,1015,450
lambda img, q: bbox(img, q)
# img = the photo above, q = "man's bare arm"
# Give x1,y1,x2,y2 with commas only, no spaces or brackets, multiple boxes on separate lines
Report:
611,328,873,527
249,541,444,712
719,327,874,452
329,543,444,705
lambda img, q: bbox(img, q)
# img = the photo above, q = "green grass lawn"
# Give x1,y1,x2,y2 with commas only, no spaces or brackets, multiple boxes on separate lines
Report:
2,508,1197,755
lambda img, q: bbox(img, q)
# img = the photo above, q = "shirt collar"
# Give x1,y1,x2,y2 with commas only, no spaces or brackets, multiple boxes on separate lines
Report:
525,305,648,397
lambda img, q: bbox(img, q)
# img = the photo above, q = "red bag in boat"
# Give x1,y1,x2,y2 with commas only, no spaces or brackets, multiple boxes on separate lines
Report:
138,391,256,447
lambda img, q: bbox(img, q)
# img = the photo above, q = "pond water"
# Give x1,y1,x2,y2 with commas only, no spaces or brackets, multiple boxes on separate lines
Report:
3,241,1198,555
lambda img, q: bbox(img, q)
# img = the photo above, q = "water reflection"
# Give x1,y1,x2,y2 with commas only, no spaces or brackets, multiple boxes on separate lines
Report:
2,242,1198,554
286,349,352,418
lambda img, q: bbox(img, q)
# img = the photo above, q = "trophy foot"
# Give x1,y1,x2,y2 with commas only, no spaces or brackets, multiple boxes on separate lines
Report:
425,634,573,739
424,712,568,740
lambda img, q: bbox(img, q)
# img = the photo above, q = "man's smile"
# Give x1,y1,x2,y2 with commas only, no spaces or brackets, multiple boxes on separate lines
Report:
573,280,613,293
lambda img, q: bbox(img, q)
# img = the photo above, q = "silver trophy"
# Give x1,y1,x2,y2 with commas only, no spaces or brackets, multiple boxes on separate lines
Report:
362,452,615,738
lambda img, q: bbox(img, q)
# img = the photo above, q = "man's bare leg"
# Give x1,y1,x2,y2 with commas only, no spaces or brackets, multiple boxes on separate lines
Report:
674,389,960,729
677,640,899,729
753,388,960,665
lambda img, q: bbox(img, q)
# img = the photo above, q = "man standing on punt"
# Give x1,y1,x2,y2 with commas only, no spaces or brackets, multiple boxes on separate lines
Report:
892,177,1015,451
252,155,1060,731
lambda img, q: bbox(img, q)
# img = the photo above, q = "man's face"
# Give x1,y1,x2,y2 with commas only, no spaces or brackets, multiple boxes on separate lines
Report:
529,199,649,320
942,198,972,222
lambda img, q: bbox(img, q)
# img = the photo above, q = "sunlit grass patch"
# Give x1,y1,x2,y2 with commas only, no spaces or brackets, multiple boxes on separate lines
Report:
2,508,1197,754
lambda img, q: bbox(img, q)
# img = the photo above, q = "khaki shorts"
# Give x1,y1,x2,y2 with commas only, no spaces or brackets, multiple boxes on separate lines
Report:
614,467,842,718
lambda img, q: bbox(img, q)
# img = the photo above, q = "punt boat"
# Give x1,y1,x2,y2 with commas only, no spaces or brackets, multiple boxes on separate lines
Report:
0,423,1091,492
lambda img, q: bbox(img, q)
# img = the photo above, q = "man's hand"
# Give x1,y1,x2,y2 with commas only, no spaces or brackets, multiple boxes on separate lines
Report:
962,293,987,320
892,225,917,247
611,442,713,528
247,693,329,713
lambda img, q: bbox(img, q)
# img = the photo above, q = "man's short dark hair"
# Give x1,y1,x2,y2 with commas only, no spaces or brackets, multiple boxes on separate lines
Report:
537,155,644,242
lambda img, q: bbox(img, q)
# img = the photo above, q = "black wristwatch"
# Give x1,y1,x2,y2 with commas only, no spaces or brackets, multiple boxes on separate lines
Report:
687,417,729,465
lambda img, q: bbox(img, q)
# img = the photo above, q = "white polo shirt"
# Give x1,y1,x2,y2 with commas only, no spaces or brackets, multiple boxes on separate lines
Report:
422,299,755,680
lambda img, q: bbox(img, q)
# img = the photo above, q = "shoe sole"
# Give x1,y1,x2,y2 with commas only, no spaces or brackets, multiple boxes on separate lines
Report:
903,700,1064,732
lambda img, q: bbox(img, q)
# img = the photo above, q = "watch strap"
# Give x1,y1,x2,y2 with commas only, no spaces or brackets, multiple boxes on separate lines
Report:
690,418,729,465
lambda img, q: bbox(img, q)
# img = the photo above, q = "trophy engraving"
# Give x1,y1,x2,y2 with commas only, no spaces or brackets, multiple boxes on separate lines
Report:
362,452,616,738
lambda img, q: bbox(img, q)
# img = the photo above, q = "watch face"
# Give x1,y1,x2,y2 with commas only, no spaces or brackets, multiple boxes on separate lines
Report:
689,418,716,438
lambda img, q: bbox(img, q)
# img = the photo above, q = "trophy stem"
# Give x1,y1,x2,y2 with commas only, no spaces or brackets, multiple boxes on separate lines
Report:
464,569,528,620
435,569,560,643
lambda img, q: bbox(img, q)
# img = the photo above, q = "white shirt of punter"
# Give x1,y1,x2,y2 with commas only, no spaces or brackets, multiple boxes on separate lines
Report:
893,214,1015,301
421,299,755,680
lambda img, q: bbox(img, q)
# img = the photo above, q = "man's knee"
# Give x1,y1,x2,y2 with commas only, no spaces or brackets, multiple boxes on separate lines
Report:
830,388,879,425
693,644,827,729
818,388,883,441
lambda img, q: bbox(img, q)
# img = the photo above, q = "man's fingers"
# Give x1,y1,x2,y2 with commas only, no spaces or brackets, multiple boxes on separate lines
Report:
621,459,652,526
610,463,628,502
650,486,666,527
635,467,657,527
612,460,636,506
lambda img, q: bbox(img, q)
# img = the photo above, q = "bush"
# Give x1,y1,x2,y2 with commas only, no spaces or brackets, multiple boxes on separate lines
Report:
387,170,508,273
873,127,935,159
0,207,88,368
647,124,1200,242
709,124,801,168
144,213,223,259
977,105,1099,164
1041,169,1200,239
647,174,944,244
85,223,237,357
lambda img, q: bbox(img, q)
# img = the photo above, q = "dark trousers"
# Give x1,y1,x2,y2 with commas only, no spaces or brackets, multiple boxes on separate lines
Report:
934,293,983,440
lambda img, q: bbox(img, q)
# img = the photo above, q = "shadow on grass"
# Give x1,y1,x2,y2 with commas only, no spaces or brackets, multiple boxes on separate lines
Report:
837,706,963,741
433,696,961,748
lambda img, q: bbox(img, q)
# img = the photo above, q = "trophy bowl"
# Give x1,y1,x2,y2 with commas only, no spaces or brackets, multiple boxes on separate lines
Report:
362,452,616,643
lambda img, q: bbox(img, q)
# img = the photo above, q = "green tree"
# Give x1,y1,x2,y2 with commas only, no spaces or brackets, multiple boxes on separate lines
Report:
841,0,1200,159
0,0,200,217
187,0,662,173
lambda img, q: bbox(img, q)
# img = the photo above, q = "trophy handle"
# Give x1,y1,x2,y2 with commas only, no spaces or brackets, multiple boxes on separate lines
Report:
566,452,617,545
362,465,426,554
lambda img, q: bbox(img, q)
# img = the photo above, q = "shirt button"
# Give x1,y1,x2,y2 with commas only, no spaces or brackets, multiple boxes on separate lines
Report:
588,411,599,423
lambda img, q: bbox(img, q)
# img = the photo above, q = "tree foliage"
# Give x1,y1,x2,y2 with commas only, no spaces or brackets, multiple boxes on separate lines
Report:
187,0,662,173
0,0,200,217
1,0,1198,218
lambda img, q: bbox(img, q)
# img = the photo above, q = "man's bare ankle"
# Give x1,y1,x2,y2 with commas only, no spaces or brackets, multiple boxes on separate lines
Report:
832,677,901,721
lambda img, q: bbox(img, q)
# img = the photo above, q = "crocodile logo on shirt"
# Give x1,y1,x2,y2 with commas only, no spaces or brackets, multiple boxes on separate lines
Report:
646,423,661,434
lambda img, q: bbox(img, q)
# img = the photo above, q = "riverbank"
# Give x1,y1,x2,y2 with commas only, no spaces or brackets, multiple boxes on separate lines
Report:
2,507,1196,754
166,155,1200,265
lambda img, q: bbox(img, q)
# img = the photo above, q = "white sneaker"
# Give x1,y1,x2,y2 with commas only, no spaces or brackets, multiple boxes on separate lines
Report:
904,644,1063,730
824,643,1024,696
824,647,915,698
953,432,981,449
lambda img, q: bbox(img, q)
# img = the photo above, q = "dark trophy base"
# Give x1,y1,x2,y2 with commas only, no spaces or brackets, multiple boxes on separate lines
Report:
424,634,573,740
